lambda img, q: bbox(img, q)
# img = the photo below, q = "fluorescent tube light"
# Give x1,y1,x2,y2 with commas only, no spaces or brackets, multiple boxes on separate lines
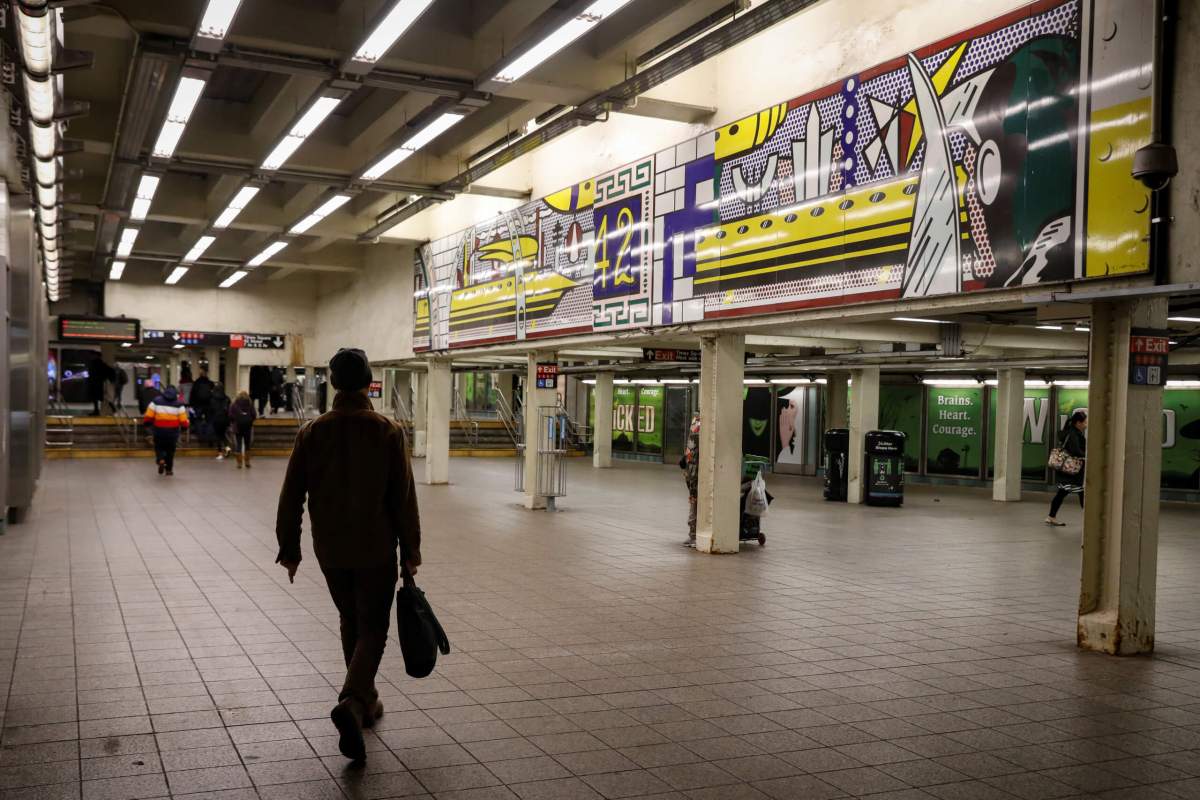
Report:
196,0,243,41
1169,316,1200,323
165,266,189,285
173,344,185,349
350,0,435,66
893,316,949,324
34,157,56,186
261,95,342,170
490,0,635,84
362,112,464,180
1036,324,1063,331
219,269,248,288
130,174,161,221
922,379,980,387
770,378,812,384
24,74,55,123
152,76,207,159
16,6,53,75
1053,380,1089,387
116,227,139,258
247,241,288,267
121,342,132,348
213,185,260,229
109,261,126,280
30,121,56,159
182,235,216,263
290,194,351,234
1167,380,1200,388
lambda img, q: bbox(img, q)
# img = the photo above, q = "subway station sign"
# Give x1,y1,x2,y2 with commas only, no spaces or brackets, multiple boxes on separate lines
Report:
58,316,140,343
143,330,286,349
1129,328,1169,387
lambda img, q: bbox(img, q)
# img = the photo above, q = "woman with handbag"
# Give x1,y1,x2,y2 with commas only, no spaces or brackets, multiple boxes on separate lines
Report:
1046,411,1087,526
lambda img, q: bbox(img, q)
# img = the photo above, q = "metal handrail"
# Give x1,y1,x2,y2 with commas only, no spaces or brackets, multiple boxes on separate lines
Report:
45,398,74,447
556,402,593,447
452,388,479,447
291,382,310,423
391,385,412,426
112,405,139,448
494,391,521,447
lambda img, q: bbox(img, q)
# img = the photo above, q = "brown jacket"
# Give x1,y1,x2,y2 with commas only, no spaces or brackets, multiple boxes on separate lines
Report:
275,390,421,569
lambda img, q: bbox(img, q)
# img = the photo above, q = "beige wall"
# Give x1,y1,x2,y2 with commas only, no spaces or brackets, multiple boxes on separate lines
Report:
310,245,416,365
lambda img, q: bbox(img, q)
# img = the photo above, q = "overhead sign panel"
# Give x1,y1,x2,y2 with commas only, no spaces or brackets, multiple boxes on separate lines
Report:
58,316,141,343
143,330,287,349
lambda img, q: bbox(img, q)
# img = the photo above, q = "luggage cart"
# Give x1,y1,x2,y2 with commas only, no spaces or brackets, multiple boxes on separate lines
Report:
739,457,772,546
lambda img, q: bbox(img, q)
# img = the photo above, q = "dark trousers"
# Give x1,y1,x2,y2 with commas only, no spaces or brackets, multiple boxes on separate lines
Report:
234,424,253,453
213,422,229,452
256,395,268,415
1049,486,1083,517
152,430,178,472
321,563,398,706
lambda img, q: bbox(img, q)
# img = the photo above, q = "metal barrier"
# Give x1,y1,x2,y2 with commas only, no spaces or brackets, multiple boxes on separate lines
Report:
45,398,74,447
494,391,521,447
514,406,568,508
556,403,593,447
452,388,479,447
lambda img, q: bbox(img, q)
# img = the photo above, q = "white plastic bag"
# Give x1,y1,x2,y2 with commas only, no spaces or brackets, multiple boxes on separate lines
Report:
745,470,769,517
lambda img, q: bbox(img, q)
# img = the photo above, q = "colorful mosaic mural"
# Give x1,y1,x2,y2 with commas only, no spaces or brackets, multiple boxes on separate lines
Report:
415,0,1153,352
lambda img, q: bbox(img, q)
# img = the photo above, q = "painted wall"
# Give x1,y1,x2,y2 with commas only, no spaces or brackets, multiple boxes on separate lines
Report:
310,245,416,365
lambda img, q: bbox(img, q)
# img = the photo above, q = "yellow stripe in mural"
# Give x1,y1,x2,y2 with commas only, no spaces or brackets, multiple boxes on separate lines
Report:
694,241,909,286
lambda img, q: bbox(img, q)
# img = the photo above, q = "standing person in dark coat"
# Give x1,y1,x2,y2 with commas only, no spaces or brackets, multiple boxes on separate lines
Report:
269,366,285,414
249,365,272,416
230,391,258,468
275,348,422,764
1046,411,1087,526
86,353,114,415
143,386,189,476
209,384,231,459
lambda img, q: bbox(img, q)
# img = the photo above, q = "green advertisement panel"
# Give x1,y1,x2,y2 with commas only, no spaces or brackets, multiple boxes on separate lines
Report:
879,386,922,472
927,388,983,476
1164,390,1200,490
590,385,663,455
611,386,637,453
986,387,1053,480
636,387,664,454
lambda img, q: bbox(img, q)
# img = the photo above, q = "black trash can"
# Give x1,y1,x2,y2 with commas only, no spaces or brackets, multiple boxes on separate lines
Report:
823,428,849,501
865,430,906,507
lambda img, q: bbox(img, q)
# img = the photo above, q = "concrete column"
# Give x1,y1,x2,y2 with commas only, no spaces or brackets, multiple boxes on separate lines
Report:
226,350,240,395
1078,297,1168,655
826,372,849,429
424,360,451,485
204,347,221,385
696,334,745,554
593,373,614,469
412,371,428,457
993,368,1026,502
168,353,181,386
523,351,558,510
846,367,880,504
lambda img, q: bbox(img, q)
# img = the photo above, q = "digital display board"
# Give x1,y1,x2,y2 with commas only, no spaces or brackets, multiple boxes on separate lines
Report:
58,316,140,343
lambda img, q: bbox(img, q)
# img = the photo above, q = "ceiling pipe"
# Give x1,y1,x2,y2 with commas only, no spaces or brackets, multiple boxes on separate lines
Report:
358,0,825,241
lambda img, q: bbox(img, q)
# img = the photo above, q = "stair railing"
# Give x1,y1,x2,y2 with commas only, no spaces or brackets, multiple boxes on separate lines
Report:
452,388,479,448
45,397,74,447
493,391,521,447
556,402,592,448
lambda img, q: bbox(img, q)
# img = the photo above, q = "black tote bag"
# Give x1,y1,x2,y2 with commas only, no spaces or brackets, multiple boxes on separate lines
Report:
395,571,450,678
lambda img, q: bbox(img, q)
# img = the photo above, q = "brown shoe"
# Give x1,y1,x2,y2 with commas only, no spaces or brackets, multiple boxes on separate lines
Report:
331,698,365,761
361,699,384,729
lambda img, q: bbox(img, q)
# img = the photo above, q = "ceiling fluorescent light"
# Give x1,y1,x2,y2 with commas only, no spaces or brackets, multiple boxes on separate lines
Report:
24,74,55,123
152,75,207,159
130,174,161,221
1053,380,1089,387
362,112,464,180
490,0,635,84
247,241,288,267
30,121,56,159
165,266,189,285
183,235,216,263
1168,316,1200,323
261,95,342,170
116,227,139,257
196,0,243,42
34,157,56,186
16,6,53,75
350,0,435,66
109,260,126,280
1036,324,1063,331
922,379,980,387
893,316,948,324
290,193,351,234
213,185,259,229
219,269,248,288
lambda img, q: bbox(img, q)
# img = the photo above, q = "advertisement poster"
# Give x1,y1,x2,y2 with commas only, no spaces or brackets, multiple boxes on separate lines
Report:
926,387,983,476
1160,390,1200,490
879,386,922,472
743,386,773,466
611,386,637,453
636,387,664,455
986,387,1052,480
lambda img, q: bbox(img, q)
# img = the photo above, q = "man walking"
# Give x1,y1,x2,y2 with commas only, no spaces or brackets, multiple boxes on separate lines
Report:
275,348,422,763
143,385,189,476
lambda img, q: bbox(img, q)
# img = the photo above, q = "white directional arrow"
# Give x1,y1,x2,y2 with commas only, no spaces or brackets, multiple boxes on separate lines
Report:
272,337,283,347
171,332,180,341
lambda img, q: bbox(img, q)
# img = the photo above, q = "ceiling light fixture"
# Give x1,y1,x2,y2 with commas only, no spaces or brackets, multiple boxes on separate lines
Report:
194,0,244,48
1036,324,1064,331
922,379,981,387
892,316,949,324
361,112,464,180
1168,316,1200,323
247,241,288,267
152,75,207,159
130,174,161,221
109,260,126,280
219,269,248,288
213,185,260,229
165,266,189,285
182,235,216,263
347,0,436,69
116,227,139,258
486,0,636,84
290,194,351,234
261,95,343,170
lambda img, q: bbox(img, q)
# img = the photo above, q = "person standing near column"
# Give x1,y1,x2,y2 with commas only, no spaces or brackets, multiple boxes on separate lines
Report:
1046,411,1087,526
143,385,189,476
230,391,257,468
680,413,701,547
275,348,422,763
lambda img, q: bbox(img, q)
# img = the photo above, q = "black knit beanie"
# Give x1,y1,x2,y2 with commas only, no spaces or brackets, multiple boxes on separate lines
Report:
329,348,372,392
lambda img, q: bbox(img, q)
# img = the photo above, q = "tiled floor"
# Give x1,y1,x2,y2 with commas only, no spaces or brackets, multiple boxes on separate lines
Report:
2,457,1200,800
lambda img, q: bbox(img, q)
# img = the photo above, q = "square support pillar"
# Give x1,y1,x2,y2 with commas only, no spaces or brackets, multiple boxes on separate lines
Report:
412,371,428,457
846,367,880,504
204,347,221,384
424,360,451,485
993,368,1026,502
592,373,614,469
523,351,558,509
1078,297,1167,655
826,372,849,429
696,334,745,554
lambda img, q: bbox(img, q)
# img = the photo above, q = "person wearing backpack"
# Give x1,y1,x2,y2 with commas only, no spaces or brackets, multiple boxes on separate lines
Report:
209,384,232,460
1045,411,1087,526
275,348,422,764
230,390,258,468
